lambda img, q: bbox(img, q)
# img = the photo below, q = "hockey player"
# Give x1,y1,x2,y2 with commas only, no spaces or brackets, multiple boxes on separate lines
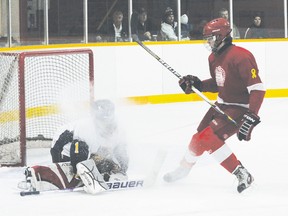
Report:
24,99,129,194
163,18,266,193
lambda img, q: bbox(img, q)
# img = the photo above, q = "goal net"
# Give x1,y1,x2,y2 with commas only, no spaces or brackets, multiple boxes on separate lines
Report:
0,49,94,166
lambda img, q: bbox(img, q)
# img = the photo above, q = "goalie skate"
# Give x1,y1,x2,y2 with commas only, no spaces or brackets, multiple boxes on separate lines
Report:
17,168,36,192
18,167,43,192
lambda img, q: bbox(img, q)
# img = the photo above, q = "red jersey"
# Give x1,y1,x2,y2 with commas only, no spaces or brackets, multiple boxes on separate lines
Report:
202,44,265,107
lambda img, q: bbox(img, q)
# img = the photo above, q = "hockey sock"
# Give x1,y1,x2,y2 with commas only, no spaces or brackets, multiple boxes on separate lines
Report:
180,150,198,167
210,142,240,173
220,154,241,173
189,126,240,173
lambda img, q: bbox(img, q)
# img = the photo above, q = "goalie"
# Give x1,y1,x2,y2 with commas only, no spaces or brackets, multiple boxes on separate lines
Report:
23,99,129,194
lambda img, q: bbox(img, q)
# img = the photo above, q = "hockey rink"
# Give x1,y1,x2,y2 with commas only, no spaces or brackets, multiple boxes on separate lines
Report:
1,97,287,216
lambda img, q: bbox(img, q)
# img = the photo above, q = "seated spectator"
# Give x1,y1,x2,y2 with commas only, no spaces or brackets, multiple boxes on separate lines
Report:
218,8,240,39
160,7,178,41
190,19,207,40
180,14,193,40
96,10,128,42
131,8,157,41
244,13,270,39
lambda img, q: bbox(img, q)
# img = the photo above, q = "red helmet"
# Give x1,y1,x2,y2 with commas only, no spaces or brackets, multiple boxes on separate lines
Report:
203,18,232,51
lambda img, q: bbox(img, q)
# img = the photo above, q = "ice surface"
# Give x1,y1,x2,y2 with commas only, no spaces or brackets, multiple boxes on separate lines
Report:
1,98,287,216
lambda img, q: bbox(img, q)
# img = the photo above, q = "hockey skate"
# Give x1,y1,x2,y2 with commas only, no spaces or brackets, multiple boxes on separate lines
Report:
163,161,193,183
233,164,254,193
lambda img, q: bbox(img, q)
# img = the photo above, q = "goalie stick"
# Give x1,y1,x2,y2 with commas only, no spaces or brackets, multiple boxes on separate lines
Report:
20,179,145,196
133,38,238,126
20,149,167,196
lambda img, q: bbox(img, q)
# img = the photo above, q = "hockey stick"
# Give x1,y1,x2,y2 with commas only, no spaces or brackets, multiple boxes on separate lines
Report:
133,39,238,126
20,170,161,196
20,179,145,196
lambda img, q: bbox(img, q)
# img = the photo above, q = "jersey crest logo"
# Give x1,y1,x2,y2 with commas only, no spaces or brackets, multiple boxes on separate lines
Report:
215,66,225,87
251,68,257,78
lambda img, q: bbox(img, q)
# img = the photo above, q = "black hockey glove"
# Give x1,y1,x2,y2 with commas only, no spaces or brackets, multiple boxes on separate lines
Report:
90,154,122,182
51,130,74,163
237,111,260,141
179,75,202,94
70,140,89,173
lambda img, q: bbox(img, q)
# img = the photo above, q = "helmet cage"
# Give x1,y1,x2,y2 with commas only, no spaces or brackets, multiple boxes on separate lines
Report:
203,18,232,51
91,99,115,122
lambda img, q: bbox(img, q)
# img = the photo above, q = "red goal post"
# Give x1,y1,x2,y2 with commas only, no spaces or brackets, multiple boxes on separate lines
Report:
0,49,94,166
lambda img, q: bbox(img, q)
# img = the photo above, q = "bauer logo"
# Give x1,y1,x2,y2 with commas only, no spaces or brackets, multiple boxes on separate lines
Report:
107,180,144,189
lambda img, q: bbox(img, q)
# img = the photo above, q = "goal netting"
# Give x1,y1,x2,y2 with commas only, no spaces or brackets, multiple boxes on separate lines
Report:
0,49,94,166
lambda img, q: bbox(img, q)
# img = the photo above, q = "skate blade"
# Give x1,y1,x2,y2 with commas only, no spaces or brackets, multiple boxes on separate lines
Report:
17,180,32,190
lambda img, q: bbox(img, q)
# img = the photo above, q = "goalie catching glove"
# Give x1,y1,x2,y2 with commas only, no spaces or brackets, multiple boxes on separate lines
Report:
90,154,126,182
179,75,202,94
75,154,128,195
237,111,260,141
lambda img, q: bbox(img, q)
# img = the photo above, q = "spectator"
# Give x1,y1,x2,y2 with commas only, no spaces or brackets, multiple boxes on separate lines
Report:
180,14,193,40
190,19,207,40
244,14,270,39
131,8,156,41
160,7,178,41
219,8,240,39
96,10,128,42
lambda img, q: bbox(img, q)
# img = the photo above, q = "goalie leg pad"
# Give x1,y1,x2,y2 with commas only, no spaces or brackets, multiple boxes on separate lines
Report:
20,162,82,192
76,159,108,194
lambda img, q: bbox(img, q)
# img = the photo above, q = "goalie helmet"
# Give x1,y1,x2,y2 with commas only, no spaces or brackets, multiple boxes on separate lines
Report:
203,18,232,52
91,99,118,138
91,99,115,122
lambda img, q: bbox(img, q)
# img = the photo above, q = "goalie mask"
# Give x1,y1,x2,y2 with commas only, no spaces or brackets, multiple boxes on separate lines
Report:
91,99,117,137
203,18,232,52
91,99,115,122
